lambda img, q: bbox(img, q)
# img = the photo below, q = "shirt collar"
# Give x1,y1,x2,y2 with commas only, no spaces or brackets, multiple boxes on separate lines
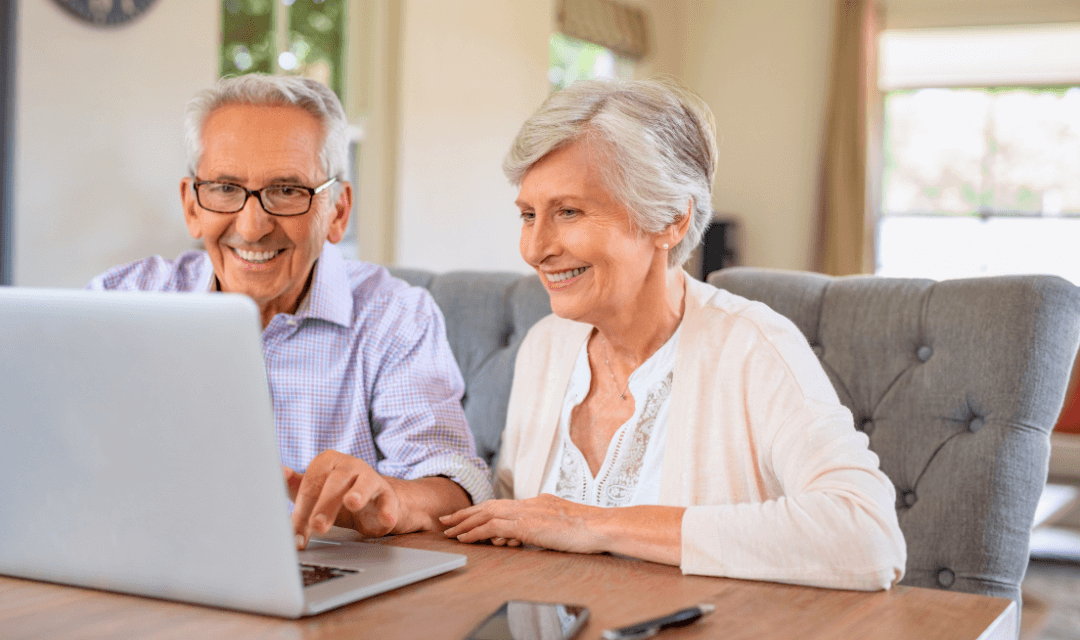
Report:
197,253,215,292
202,242,354,328
293,241,354,328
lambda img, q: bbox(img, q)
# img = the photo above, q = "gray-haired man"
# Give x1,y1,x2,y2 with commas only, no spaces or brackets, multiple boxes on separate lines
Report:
88,75,492,548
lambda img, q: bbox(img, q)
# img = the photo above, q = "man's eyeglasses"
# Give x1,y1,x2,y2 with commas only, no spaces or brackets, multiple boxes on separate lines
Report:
192,177,338,216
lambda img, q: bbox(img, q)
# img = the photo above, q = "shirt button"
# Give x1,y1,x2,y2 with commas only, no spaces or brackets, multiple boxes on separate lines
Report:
937,567,956,588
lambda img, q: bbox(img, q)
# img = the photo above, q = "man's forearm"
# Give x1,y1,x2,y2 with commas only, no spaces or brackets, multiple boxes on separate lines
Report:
385,476,472,533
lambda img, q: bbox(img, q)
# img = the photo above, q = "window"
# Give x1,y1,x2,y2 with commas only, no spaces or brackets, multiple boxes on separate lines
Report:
548,0,648,91
221,0,347,100
876,25,1080,283
548,32,633,91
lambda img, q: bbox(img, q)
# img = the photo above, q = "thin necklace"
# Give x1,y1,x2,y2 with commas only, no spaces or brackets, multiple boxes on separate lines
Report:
601,335,632,401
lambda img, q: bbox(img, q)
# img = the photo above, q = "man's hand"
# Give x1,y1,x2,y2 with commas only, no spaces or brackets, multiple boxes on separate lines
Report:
284,450,473,549
285,450,404,548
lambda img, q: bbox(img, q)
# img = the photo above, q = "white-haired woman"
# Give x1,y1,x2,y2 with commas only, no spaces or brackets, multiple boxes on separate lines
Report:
441,79,906,590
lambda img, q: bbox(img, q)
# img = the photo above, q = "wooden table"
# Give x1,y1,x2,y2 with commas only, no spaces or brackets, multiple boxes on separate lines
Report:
0,531,1016,640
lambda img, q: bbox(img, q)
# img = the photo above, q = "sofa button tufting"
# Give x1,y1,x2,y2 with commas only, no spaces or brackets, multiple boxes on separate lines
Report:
811,345,824,358
917,345,933,362
969,417,984,433
861,419,874,435
937,568,955,588
903,491,917,507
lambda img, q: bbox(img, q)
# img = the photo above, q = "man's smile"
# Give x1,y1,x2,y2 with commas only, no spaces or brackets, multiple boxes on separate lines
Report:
229,246,285,265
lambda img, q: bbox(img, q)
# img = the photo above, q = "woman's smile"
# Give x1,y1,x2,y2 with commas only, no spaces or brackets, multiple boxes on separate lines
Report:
542,266,590,290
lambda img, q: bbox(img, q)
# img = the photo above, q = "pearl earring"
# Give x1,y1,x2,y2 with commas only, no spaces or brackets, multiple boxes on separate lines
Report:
662,243,669,250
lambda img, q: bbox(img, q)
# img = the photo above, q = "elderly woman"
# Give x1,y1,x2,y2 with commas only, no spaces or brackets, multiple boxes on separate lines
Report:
440,79,906,590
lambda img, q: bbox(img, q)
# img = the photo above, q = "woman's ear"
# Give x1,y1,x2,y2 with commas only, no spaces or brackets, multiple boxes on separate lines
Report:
675,199,693,241
660,199,695,247
659,199,694,250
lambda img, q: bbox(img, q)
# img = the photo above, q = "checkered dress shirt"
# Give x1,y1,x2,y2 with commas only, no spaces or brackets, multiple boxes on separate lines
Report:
87,242,493,503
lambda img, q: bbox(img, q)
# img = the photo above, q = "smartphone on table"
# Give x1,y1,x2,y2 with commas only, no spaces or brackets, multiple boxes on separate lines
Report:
463,600,590,640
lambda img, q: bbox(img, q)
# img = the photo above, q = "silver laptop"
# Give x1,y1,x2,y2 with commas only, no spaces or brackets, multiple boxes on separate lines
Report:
0,287,466,618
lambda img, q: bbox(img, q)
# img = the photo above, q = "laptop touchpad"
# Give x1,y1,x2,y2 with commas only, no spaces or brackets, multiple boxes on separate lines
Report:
297,540,397,571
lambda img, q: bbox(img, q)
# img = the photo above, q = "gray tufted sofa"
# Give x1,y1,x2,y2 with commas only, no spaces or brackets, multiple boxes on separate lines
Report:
390,266,1080,605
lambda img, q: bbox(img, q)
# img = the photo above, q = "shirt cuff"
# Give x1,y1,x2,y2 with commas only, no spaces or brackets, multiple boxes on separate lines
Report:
400,453,495,505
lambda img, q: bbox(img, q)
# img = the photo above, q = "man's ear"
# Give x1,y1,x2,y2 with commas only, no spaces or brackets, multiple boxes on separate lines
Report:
180,178,203,240
326,182,353,244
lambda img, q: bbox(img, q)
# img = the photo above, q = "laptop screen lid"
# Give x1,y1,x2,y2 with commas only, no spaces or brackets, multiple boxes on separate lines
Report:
0,288,307,617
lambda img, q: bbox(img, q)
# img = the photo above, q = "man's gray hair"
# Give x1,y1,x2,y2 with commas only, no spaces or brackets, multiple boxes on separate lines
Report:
504,78,718,268
184,74,348,190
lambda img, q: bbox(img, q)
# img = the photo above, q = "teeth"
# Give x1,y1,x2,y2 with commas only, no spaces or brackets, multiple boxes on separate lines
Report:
233,248,282,264
545,267,588,283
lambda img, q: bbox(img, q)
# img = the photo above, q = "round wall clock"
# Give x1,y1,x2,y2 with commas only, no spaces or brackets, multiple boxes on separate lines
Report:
52,0,159,27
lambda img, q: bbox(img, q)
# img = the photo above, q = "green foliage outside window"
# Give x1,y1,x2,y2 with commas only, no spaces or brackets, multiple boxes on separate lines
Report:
221,0,275,77
882,86,1080,217
549,32,633,92
286,0,346,98
220,0,346,100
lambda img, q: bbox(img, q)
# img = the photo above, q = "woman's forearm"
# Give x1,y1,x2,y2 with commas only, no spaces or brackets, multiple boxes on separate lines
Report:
441,495,685,563
593,505,686,566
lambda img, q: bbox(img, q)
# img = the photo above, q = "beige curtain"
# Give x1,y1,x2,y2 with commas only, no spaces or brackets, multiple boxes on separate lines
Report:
815,0,884,276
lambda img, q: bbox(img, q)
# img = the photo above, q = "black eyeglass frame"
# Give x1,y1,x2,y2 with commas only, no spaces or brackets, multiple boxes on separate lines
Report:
191,177,338,216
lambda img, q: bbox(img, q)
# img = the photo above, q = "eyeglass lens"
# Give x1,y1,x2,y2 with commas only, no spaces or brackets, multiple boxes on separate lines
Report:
198,183,312,215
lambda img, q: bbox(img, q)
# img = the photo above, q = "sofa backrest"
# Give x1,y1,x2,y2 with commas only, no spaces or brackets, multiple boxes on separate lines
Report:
709,267,1080,603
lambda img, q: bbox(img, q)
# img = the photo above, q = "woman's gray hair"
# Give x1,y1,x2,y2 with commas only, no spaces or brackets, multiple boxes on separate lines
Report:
184,74,348,192
504,78,717,268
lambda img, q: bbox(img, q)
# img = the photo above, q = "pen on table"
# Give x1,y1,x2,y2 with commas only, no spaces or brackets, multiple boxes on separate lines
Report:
601,603,716,640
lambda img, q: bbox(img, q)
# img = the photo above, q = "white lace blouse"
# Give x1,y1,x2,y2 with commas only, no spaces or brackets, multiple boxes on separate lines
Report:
538,325,682,507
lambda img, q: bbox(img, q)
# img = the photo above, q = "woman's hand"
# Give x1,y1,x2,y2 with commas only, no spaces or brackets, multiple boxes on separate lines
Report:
439,494,610,554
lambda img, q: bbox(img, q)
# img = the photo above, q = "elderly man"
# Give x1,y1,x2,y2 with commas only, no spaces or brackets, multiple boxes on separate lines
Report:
88,74,491,549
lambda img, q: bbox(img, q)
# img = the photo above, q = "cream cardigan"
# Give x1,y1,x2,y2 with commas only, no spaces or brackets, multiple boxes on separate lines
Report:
496,276,907,590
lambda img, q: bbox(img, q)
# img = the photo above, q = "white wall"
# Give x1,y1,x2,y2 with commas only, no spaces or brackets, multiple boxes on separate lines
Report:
14,0,549,282
394,0,552,273
391,0,834,274
12,0,833,279
672,0,834,271
16,0,1077,283
14,1,217,287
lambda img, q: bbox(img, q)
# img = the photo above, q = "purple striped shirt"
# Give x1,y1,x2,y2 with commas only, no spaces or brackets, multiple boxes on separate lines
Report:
87,242,493,504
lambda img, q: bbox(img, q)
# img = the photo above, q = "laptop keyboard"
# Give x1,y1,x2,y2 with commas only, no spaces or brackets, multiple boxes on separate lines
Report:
300,563,358,587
